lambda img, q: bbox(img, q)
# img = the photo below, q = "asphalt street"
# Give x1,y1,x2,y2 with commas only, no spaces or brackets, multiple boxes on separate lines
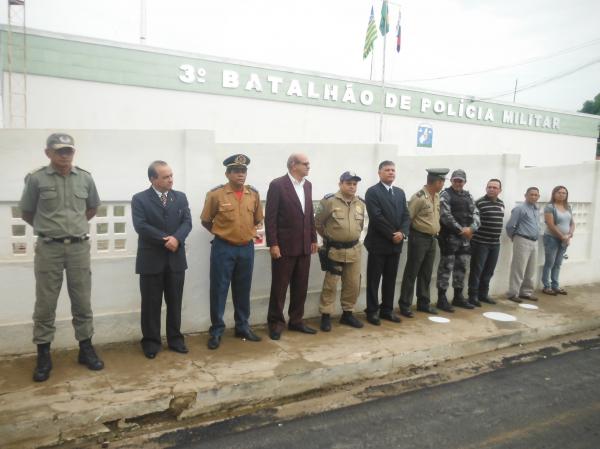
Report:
165,343,600,449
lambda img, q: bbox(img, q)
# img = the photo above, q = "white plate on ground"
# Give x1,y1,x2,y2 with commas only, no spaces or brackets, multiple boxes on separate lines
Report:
519,303,539,310
483,312,517,322
428,316,450,323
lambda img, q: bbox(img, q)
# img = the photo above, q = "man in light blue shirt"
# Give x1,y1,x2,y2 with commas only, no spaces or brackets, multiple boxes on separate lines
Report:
505,187,541,302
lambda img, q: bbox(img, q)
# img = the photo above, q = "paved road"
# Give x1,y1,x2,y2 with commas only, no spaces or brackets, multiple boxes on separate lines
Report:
166,344,600,449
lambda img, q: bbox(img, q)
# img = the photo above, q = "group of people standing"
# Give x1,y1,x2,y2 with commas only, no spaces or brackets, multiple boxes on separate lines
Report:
19,133,575,382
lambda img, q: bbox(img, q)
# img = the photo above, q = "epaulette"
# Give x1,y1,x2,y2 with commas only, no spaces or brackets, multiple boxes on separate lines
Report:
323,193,335,199
210,184,224,192
75,165,91,174
247,185,259,193
25,166,45,181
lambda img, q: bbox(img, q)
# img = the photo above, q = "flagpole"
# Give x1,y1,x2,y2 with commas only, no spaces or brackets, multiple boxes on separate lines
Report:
378,28,386,142
370,50,374,81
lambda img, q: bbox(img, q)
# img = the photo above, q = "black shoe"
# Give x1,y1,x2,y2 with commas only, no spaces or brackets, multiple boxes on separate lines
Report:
235,329,262,342
479,296,497,305
416,304,438,314
320,314,332,332
144,351,157,359
400,308,414,318
207,335,221,350
366,313,381,326
33,343,52,382
452,299,475,309
468,298,482,308
379,311,401,323
288,323,318,334
519,294,538,302
269,330,281,340
436,301,454,313
168,343,189,353
78,339,104,371
339,312,364,328
507,295,522,303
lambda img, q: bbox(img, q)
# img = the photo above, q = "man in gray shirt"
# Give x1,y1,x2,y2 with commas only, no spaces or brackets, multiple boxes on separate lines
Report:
505,187,541,302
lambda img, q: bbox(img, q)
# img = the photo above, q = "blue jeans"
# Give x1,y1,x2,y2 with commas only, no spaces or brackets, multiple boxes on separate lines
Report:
209,237,254,337
542,234,566,289
468,241,500,300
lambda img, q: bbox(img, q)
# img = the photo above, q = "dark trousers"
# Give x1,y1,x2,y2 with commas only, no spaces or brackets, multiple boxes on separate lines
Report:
139,268,185,353
365,252,400,314
468,241,500,300
399,230,437,310
209,237,254,337
268,254,311,333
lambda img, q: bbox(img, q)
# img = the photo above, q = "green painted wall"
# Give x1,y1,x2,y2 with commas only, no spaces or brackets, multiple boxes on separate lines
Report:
2,30,599,138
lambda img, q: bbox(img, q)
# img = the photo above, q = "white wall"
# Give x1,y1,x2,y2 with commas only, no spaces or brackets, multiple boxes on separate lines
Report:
4,74,596,167
1,129,599,355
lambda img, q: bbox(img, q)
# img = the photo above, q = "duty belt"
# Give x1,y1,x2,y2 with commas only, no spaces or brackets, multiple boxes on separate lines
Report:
38,234,90,244
327,239,359,249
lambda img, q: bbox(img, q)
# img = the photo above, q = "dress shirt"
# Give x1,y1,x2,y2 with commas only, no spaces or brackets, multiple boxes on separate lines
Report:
506,202,540,240
288,172,306,214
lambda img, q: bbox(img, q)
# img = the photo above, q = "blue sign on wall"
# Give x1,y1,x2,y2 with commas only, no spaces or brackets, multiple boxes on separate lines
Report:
417,124,433,148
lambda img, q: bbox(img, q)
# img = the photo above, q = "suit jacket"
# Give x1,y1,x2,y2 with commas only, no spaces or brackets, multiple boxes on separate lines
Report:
265,174,317,257
132,187,192,274
364,182,411,255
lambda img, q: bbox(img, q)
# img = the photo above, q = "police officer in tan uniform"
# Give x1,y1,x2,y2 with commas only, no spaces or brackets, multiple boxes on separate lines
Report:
315,171,365,331
19,133,104,382
201,154,264,350
398,168,448,317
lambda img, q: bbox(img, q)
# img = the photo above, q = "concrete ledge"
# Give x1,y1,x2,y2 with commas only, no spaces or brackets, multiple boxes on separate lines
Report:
1,283,599,448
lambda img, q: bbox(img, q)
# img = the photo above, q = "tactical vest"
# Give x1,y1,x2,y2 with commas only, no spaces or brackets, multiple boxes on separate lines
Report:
442,187,473,231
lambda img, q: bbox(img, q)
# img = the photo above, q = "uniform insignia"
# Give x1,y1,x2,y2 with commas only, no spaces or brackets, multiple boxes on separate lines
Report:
324,193,335,199
247,185,259,193
355,205,363,213
59,135,71,143
416,190,425,198
210,184,224,192
75,165,91,174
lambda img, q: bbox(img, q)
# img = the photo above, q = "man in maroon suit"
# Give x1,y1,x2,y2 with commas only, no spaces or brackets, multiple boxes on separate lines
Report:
265,153,318,340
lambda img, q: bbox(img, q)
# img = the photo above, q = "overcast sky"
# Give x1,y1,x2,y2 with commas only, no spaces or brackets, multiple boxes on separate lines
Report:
2,0,599,112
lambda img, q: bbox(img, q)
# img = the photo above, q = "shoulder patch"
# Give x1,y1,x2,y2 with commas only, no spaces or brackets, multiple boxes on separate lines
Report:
415,190,425,198
75,165,91,174
323,193,335,199
246,184,259,193
210,184,224,192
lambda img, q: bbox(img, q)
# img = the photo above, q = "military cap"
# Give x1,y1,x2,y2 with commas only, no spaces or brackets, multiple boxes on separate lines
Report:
450,169,467,181
339,171,361,182
46,133,75,150
223,154,250,168
426,168,449,180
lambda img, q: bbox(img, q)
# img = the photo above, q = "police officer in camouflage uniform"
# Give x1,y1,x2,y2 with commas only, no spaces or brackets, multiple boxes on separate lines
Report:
398,168,448,318
436,169,480,311
315,171,365,332
19,133,104,382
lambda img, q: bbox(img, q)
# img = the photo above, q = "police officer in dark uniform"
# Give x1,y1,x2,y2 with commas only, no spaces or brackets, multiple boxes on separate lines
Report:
19,133,104,382
200,154,264,350
436,169,480,311
398,168,448,317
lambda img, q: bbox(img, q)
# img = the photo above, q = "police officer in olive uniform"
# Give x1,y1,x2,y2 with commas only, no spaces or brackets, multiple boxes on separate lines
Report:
19,133,104,382
315,171,366,332
398,168,448,317
436,169,480,311
201,154,264,350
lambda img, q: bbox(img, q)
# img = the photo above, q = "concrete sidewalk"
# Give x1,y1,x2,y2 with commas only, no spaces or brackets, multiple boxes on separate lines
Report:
1,284,599,449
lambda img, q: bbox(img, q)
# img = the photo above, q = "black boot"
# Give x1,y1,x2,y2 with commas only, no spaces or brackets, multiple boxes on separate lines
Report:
78,339,104,371
320,314,332,332
436,289,454,313
340,311,364,328
453,288,475,309
33,343,52,382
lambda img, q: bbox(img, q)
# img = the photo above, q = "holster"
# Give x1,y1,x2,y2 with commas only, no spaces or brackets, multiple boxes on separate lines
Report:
318,246,343,276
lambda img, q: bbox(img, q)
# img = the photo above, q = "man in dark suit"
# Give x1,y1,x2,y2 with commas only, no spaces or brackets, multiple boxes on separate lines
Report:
132,161,192,359
364,160,411,325
265,153,318,340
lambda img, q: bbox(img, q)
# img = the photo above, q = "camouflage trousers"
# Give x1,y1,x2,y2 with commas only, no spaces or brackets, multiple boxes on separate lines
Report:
436,233,471,291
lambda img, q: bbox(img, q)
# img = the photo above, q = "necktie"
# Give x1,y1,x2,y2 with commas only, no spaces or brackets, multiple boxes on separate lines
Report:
388,188,393,196
160,192,167,207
